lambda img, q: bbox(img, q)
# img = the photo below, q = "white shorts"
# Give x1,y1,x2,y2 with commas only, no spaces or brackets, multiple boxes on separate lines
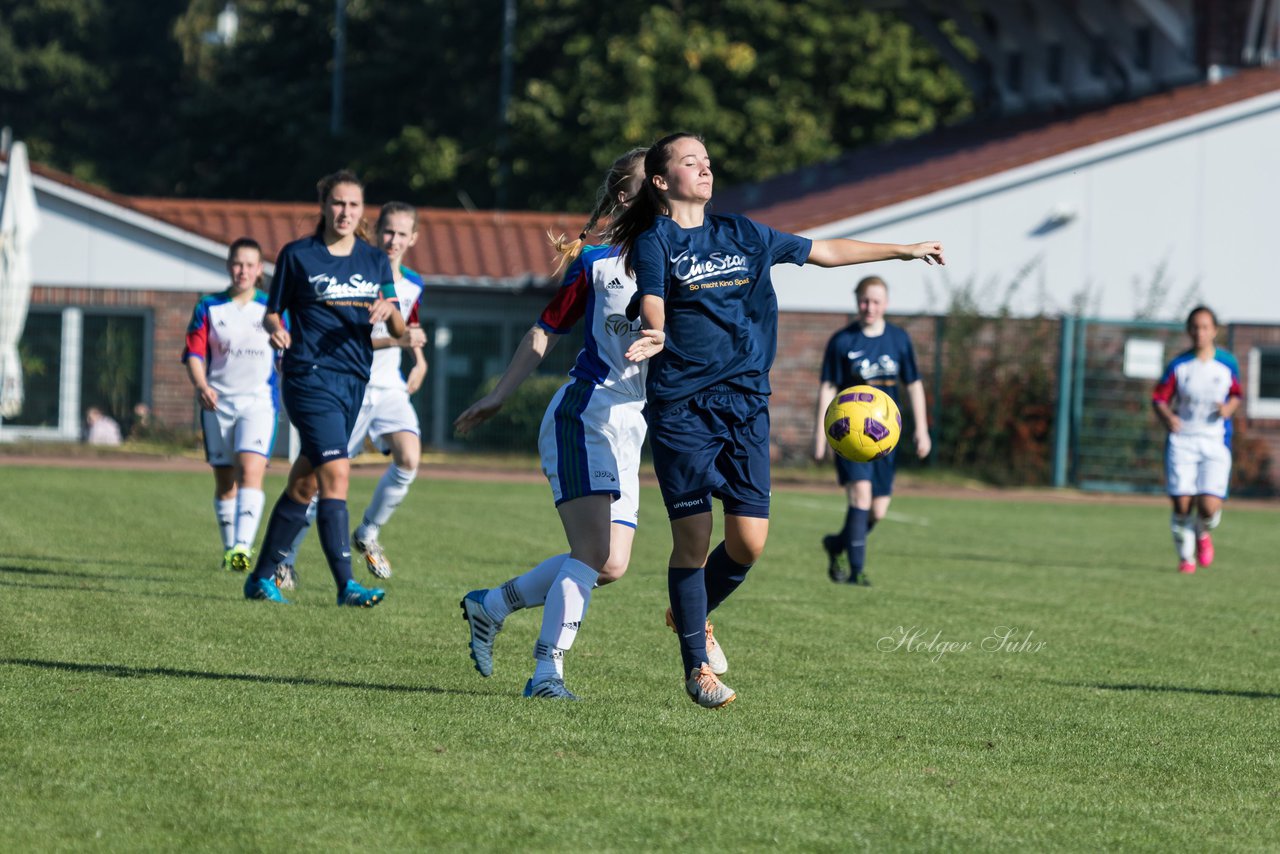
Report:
201,395,278,466
1166,432,1231,498
538,379,646,527
349,385,420,456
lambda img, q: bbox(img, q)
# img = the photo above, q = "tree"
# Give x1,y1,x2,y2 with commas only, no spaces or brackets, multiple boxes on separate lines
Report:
4,1,974,211
0,0,191,191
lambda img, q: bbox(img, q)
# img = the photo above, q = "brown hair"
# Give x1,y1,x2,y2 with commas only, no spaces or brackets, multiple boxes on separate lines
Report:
548,148,647,275
855,276,887,299
227,236,262,262
1185,304,1218,331
610,132,703,276
313,169,371,242
377,201,418,233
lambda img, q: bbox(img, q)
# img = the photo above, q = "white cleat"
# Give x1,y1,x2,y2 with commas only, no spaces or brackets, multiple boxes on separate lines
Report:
666,608,729,675
685,663,735,709
353,531,392,579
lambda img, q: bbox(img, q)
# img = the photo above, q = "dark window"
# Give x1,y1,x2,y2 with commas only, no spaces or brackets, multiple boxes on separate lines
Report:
81,313,147,426
8,310,62,428
1258,349,1280,400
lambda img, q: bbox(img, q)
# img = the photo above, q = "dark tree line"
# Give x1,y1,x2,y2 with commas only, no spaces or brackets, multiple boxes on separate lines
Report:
1,0,973,211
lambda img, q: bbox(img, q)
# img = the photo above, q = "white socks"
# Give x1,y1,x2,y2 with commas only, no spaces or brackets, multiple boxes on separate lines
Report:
215,498,236,549
1195,510,1221,537
482,553,569,622
234,487,265,549
359,465,417,538
531,558,599,685
1170,512,1195,562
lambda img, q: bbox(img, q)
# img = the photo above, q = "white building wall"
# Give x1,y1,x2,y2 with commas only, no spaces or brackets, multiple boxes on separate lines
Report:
26,180,230,291
773,86,1280,324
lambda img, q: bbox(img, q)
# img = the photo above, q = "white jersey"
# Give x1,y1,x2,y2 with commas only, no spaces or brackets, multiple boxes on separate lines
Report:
1152,349,1242,443
538,244,645,401
183,289,277,400
367,268,425,390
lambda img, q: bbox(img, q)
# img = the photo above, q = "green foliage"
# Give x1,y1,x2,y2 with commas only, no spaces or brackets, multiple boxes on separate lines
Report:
931,270,1058,486
2,465,1279,848
94,318,139,422
5,1,974,210
458,373,565,449
0,0,191,190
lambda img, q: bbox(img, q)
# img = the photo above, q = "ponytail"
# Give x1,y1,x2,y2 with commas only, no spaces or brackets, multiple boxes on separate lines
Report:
609,133,700,276
549,148,647,275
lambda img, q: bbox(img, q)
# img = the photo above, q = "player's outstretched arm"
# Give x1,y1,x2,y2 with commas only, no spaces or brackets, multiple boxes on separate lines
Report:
808,239,945,268
624,295,667,363
454,324,561,434
813,381,838,461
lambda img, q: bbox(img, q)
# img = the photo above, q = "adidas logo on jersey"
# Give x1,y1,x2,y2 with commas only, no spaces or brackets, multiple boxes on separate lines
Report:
606,277,623,289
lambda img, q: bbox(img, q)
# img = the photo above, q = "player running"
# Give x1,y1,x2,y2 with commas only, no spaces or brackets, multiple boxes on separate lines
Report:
615,133,943,708
454,149,713,700
183,238,280,573
1152,305,1241,574
273,202,428,591
813,275,931,586
242,169,405,606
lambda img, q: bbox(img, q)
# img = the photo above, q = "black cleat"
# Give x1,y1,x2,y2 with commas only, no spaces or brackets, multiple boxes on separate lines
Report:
823,534,849,583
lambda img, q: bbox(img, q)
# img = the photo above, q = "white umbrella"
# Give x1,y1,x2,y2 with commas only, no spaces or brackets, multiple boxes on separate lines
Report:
0,141,41,419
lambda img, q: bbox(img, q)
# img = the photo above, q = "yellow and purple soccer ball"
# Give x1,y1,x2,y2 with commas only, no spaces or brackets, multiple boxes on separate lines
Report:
824,385,902,463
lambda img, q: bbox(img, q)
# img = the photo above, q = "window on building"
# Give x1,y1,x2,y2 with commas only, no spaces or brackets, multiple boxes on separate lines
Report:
2,307,150,440
1047,43,1064,85
81,313,149,430
1248,347,1280,419
6,310,63,428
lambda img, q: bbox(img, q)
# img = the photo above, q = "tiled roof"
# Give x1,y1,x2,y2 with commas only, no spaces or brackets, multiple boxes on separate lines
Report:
5,153,584,284
716,66,1280,234
129,198,584,284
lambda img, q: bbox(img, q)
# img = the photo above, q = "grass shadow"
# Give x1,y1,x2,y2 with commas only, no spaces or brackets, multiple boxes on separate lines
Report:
1058,681,1280,700
0,562,183,584
0,552,180,573
0,576,225,601
0,657,482,697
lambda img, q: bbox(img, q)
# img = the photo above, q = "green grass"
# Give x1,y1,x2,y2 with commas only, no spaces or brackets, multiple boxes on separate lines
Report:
1,465,1277,851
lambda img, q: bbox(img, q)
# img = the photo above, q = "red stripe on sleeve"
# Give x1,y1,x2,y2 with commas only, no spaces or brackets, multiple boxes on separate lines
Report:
1152,372,1177,404
539,262,590,333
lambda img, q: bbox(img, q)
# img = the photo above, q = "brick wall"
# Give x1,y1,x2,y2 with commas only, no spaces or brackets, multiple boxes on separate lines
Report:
772,312,942,462
1230,324,1280,494
31,286,199,428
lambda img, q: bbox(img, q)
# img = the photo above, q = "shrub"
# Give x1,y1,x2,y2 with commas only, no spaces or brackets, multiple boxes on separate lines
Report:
458,374,566,450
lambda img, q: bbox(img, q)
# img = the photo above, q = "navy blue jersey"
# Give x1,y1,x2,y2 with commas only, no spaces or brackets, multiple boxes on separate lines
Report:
267,235,396,380
634,213,811,403
820,321,920,406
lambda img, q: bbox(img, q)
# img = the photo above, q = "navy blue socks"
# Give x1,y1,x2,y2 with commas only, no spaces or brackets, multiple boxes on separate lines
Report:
316,498,354,588
668,566,708,675
704,542,752,613
845,507,869,577
251,494,311,581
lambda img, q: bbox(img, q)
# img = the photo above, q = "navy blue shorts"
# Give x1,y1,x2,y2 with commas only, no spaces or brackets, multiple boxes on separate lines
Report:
283,368,365,467
647,386,771,520
836,449,897,497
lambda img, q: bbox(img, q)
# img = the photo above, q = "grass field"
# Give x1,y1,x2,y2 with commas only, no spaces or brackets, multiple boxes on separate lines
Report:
1,464,1277,851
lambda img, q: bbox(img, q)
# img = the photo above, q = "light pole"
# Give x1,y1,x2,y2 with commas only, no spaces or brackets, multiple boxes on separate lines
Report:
495,0,516,209
331,0,347,136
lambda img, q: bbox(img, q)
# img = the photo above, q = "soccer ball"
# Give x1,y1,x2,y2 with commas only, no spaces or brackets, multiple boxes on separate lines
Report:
824,385,902,463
